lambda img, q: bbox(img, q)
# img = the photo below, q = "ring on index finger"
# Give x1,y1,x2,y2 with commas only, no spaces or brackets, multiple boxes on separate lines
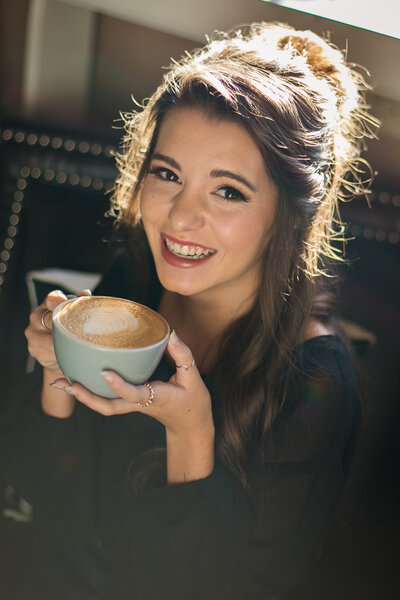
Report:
41,309,52,331
176,358,195,372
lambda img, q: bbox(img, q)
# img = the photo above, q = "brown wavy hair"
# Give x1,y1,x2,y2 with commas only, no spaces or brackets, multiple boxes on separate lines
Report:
111,22,379,482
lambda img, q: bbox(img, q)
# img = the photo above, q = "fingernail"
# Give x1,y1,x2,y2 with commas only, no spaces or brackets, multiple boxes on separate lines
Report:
169,330,180,346
50,382,74,394
101,370,112,382
50,382,64,390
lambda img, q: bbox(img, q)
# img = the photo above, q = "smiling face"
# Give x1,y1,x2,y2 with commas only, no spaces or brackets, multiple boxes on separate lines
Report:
140,107,279,308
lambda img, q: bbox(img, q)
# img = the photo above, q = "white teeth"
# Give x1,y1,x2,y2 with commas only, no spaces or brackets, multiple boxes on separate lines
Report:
164,237,215,260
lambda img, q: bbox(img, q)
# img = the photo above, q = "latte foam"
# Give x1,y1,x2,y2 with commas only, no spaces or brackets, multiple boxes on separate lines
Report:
57,296,168,348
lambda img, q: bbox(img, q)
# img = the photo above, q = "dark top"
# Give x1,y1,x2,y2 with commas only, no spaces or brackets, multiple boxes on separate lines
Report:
0,252,362,600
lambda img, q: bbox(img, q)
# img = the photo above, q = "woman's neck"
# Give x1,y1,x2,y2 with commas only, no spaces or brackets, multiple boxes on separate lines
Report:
159,289,255,373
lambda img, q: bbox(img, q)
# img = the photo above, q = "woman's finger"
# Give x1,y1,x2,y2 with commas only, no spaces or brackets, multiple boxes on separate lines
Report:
51,374,155,416
33,290,67,332
43,290,68,311
77,289,92,297
27,290,65,331
101,371,157,408
50,377,70,390
51,378,122,415
167,330,198,383
25,292,65,357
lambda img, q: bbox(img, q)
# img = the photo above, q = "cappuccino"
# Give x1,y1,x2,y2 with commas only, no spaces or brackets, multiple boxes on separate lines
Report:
57,296,168,348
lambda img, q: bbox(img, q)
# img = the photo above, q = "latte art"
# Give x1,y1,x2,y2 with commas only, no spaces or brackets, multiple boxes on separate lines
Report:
57,297,168,348
81,307,139,337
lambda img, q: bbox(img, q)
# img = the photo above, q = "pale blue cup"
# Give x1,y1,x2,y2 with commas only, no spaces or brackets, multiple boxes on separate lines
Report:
52,296,169,398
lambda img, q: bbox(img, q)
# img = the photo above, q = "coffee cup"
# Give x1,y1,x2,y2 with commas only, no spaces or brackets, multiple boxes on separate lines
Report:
52,296,169,398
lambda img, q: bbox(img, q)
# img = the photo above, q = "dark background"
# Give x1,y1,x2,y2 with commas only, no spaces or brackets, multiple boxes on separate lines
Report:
1,1,399,598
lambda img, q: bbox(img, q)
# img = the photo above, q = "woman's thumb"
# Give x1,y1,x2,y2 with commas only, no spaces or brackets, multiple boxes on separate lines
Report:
168,330,196,377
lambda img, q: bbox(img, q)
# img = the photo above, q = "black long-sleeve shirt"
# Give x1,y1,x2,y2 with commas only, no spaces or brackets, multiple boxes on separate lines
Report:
0,255,362,600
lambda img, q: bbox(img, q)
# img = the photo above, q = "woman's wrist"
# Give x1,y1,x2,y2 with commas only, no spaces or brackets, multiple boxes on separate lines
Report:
41,367,76,418
166,426,215,484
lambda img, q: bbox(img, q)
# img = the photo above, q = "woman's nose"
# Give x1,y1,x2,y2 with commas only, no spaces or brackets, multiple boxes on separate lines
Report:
168,188,205,232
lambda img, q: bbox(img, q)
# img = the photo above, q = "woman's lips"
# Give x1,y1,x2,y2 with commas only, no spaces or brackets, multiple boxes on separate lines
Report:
161,234,216,268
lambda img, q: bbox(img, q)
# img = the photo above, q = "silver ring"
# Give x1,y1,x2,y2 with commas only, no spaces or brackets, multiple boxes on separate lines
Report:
137,382,154,408
41,309,52,331
176,358,195,372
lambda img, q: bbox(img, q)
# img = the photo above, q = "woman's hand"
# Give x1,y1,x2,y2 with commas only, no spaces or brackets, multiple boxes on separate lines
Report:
25,290,68,374
52,331,215,482
25,288,92,417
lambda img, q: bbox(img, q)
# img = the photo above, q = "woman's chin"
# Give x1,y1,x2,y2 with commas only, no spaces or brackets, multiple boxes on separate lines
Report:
154,268,205,297
160,279,200,297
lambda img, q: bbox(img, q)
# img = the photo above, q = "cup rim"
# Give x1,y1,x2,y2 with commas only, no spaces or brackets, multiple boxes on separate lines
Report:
52,295,170,351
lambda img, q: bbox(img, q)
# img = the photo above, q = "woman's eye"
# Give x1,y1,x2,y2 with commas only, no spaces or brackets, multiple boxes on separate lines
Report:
217,186,247,202
149,166,180,183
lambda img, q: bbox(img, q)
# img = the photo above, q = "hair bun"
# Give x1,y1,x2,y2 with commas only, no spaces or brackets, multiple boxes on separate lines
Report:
280,33,338,75
277,30,352,104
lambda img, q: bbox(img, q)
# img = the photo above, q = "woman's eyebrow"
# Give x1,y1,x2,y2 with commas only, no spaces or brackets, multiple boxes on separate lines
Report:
210,169,256,192
151,153,181,171
151,154,256,192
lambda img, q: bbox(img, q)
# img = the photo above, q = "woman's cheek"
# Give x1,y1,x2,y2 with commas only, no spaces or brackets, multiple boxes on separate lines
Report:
139,187,155,223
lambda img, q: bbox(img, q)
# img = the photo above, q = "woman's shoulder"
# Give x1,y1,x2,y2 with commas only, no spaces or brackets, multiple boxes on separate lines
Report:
300,317,334,342
296,317,354,377
294,331,353,374
289,330,360,433
292,331,358,403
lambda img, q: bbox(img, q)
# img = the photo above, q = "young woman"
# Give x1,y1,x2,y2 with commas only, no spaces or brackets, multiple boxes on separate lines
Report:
1,22,378,600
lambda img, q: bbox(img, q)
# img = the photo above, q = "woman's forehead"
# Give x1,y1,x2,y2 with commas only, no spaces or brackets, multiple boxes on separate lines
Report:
155,107,259,157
